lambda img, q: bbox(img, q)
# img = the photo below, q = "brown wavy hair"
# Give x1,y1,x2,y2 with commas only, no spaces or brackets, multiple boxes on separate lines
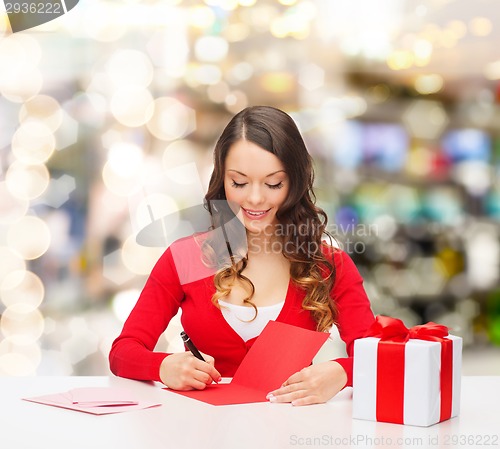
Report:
203,106,338,332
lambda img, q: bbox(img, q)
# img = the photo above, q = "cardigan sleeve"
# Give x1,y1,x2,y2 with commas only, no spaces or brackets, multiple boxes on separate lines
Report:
109,247,184,382
329,249,375,387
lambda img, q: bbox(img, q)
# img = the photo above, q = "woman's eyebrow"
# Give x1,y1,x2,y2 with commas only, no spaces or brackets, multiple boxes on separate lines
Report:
227,169,286,177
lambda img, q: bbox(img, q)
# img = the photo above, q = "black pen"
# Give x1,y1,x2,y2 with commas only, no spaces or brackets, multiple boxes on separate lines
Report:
180,331,206,362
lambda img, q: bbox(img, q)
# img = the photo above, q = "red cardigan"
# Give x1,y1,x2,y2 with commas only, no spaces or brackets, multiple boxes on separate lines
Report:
109,237,375,387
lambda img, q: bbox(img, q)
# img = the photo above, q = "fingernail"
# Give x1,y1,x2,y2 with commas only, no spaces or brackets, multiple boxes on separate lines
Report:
218,377,222,382
267,394,276,403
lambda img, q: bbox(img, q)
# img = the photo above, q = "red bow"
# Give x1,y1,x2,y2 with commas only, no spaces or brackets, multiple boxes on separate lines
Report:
365,315,449,342
363,315,453,424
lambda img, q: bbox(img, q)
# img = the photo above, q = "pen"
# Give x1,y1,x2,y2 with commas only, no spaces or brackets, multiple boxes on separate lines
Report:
180,331,206,362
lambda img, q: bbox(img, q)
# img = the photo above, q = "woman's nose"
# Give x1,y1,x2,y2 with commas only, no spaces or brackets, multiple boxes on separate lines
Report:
247,185,264,205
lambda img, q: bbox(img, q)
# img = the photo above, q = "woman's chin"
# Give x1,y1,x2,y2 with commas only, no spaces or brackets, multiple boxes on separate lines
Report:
243,221,274,236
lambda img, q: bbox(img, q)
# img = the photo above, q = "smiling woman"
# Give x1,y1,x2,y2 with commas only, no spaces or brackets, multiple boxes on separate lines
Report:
109,106,375,405
224,139,289,234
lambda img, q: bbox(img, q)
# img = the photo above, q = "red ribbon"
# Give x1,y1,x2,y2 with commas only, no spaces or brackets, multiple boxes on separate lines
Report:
364,315,453,424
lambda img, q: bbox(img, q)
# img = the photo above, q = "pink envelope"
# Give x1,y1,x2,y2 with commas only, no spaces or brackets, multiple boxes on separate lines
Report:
23,387,161,415
172,320,329,405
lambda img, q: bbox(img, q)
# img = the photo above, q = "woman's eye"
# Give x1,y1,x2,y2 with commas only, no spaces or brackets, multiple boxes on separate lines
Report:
266,182,284,190
231,180,247,188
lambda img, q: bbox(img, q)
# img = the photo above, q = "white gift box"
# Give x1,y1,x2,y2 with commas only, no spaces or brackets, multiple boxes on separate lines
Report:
353,334,462,427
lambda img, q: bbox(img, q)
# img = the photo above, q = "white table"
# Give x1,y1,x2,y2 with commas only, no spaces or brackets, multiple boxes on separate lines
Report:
2,376,499,449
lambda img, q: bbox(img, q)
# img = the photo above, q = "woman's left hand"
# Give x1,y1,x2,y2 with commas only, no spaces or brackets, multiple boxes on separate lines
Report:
266,361,348,406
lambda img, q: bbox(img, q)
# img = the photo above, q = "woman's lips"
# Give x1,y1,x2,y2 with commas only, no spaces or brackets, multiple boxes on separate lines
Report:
242,208,271,220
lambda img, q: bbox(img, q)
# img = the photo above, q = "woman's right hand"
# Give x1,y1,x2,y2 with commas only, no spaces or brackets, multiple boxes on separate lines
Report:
159,352,222,390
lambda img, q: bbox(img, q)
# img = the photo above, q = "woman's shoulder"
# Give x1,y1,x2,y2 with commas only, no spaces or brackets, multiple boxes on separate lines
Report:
154,232,216,284
320,238,342,259
320,239,359,272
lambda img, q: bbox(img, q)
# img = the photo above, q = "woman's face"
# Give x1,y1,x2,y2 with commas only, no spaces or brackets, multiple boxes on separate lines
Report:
224,139,289,235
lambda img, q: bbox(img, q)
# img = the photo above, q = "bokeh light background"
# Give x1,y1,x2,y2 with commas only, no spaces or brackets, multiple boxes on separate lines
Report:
1,0,500,377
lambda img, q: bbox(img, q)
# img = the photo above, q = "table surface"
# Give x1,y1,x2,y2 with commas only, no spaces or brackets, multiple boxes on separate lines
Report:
2,376,499,449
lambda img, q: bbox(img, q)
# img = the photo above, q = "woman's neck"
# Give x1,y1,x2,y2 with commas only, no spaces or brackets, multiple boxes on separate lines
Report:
246,231,283,256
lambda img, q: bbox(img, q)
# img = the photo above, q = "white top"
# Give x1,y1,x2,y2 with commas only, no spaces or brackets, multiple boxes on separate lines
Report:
219,299,285,341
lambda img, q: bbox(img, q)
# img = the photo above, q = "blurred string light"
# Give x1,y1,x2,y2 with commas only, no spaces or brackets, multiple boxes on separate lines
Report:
11,121,55,164
238,0,257,6
195,36,229,63
60,317,99,365
0,248,26,284
465,223,499,290
107,142,144,178
146,97,196,140
484,60,500,80
204,0,238,10
225,90,248,113
406,145,434,177
102,142,144,196
446,20,467,39
409,257,447,297
69,91,108,129
106,49,154,88
162,139,200,169
7,216,51,260
372,214,398,241
112,289,142,323
270,1,317,39
452,161,492,196
0,338,42,376
133,193,179,234
19,95,63,132
110,87,155,127
0,270,44,311
316,0,402,59
0,10,8,36
207,81,231,103
0,306,45,345
5,162,50,201
0,34,43,102
146,25,189,76
189,64,223,86
423,187,463,225
469,17,493,37
102,49,156,127
353,183,390,222
223,21,251,42
386,185,421,224
0,182,29,224
366,84,391,104
82,1,127,41
299,63,325,91
414,74,444,95
402,100,449,140
413,38,433,66
260,72,295,93
387,50,415,70
228,61,254,83
121,235,164,275
188,5,216,29
438,28,459,49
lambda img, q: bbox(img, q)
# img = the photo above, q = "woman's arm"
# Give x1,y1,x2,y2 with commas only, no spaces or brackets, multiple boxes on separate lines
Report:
109,247,184,382
268,249,375,405
329,249,376,387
